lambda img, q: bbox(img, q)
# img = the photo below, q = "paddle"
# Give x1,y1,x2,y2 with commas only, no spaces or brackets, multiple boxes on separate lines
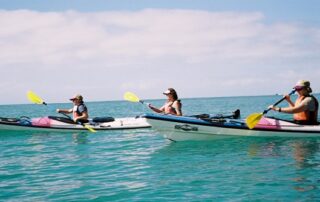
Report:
246,89,296,129
27,91,96,132
58,112,97,133
27,91,47,105
124,92,150,106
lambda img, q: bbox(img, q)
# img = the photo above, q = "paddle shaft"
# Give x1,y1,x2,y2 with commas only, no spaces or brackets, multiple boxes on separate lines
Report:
139,100,152,107
59,112,88,124
59,112,72,119
263,90,296,114
59,112,96,132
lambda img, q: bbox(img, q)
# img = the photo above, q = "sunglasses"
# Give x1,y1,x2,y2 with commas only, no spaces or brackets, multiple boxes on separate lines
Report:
294,86,304,91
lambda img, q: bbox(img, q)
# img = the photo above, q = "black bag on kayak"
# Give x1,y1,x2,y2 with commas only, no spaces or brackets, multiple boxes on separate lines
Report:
192,109,240,119
92,117,115,123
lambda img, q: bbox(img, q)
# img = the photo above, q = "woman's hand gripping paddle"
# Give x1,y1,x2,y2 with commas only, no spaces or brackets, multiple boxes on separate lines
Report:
59,111,97,133
246,89,296,129
27,91,96,132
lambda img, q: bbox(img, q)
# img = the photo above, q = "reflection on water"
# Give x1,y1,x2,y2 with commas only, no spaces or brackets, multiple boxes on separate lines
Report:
292,176,317,192
247,138,319,168
1,128,319,201
291,140,319,168
247,138,320,194
72,133,90,144
152,137,320,198
248,140,282,157
290,140,319,193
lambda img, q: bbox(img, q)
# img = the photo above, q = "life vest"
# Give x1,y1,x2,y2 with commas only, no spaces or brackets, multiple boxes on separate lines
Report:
72,104,87,120
293,95,318,125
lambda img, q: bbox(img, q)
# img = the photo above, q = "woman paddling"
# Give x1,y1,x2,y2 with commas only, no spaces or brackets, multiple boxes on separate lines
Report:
269,80,319,125
57,94,89,123
148,88,182,116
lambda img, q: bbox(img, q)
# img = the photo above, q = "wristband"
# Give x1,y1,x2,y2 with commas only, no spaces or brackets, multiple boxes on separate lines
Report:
278,107,281,112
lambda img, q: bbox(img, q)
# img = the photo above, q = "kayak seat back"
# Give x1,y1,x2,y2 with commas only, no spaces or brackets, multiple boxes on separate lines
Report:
92,117,115,123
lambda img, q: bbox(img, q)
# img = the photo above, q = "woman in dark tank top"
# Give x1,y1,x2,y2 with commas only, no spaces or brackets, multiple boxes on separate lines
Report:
148,88,182,116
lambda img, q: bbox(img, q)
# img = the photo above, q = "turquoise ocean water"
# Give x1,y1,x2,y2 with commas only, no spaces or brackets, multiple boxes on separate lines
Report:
1,94,320,201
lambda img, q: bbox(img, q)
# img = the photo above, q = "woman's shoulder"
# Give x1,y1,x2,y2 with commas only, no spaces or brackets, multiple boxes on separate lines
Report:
172,100,182,106
301,96,316,106
303,96,314,102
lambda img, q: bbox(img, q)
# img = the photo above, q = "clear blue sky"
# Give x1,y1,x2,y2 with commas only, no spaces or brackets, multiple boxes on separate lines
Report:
0,0,319,104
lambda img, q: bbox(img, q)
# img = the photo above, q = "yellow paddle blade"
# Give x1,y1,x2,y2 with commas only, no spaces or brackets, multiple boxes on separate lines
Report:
123,92,140,102
246,113,263,129
83,124,97,133
27,91,45,105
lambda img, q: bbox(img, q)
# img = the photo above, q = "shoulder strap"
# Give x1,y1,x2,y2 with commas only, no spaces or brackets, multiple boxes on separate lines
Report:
306,95,319,107
307,95,319,124
310,95,319,109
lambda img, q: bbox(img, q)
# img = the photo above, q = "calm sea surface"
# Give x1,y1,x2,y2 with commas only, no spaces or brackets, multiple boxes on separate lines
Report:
0,94,320,201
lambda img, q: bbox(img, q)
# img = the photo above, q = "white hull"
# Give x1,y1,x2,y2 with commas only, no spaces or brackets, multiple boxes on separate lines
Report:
144,114,320,141
0,117,150,133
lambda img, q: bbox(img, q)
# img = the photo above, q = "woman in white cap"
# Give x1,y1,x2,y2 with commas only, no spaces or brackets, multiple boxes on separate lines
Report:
148,88,182,116
57,94,89,123
269,80,319,125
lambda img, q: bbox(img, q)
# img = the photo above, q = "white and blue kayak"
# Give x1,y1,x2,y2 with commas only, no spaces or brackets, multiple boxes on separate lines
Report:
143,113,320,141
0,115,150,132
